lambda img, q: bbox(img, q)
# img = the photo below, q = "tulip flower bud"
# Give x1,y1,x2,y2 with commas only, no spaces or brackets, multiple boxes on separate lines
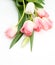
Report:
33,17,42,32
5,26,17,38
20,20,34,36
25,2,35,14
37,9,49,18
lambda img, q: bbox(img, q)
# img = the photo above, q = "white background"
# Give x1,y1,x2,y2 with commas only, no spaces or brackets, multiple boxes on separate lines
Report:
0,0,55,65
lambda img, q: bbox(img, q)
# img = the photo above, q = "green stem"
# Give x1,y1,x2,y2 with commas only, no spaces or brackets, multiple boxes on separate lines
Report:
17,0,25,25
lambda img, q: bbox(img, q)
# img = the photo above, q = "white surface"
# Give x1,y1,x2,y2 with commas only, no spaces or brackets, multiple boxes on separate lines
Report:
0,0,55,65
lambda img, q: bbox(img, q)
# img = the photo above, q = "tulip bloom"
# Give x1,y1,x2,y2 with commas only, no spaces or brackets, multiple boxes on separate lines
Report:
33,17,42,32
25,2,35,14
5,26,17,38
37,9,49,18
20,20,34,36
41,17,52,30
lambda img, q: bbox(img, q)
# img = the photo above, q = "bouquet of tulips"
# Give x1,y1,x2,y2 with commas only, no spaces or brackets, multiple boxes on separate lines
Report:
5,0,52,51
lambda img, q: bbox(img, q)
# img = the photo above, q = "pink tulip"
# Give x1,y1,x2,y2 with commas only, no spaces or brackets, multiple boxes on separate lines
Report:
37,9,49,18
20,20,34,36
41,17,52,30
33,17,42,32
5,26,17,38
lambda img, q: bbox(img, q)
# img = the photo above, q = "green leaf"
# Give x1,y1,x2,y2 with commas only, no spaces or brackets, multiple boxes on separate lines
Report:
26,0,45,4
10,32,23,49
21,37,29,47
18,14,27,31
16,2,23,8
13,0,23,2
27,0,37,2
13,0,15,1
30,32,34,51
13,0,24,8
17,0,23,2
37,0,45,4
34,2,43,8
18,7,23,20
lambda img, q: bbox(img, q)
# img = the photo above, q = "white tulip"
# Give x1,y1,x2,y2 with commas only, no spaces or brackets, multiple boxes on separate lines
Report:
25,2,35,14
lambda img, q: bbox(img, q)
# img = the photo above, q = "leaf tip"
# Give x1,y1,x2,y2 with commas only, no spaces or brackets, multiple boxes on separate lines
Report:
9,45,12,49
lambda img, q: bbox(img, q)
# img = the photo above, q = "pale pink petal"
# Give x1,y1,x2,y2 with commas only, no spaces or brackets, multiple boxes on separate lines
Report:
41,17,52,30
24,29,32,36
46,18,53,28
33,17,42,32
5,26,17,38
37,9,49,18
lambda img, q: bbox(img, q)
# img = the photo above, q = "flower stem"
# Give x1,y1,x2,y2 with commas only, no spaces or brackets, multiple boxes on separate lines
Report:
17,0,25,25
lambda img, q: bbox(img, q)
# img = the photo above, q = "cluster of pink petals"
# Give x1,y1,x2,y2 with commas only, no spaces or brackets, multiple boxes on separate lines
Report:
5,26,17,38
33,17,52,32
5,9,52,38
20,9,52,36
34,9,52,31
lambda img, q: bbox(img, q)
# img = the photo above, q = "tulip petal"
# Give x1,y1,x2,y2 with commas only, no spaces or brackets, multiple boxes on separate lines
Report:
20,20,34,36
41,17,52,30
5,26,17,38
37,9,49,18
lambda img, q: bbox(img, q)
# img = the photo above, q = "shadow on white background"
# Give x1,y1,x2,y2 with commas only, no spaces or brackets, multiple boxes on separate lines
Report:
0,0,55,65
